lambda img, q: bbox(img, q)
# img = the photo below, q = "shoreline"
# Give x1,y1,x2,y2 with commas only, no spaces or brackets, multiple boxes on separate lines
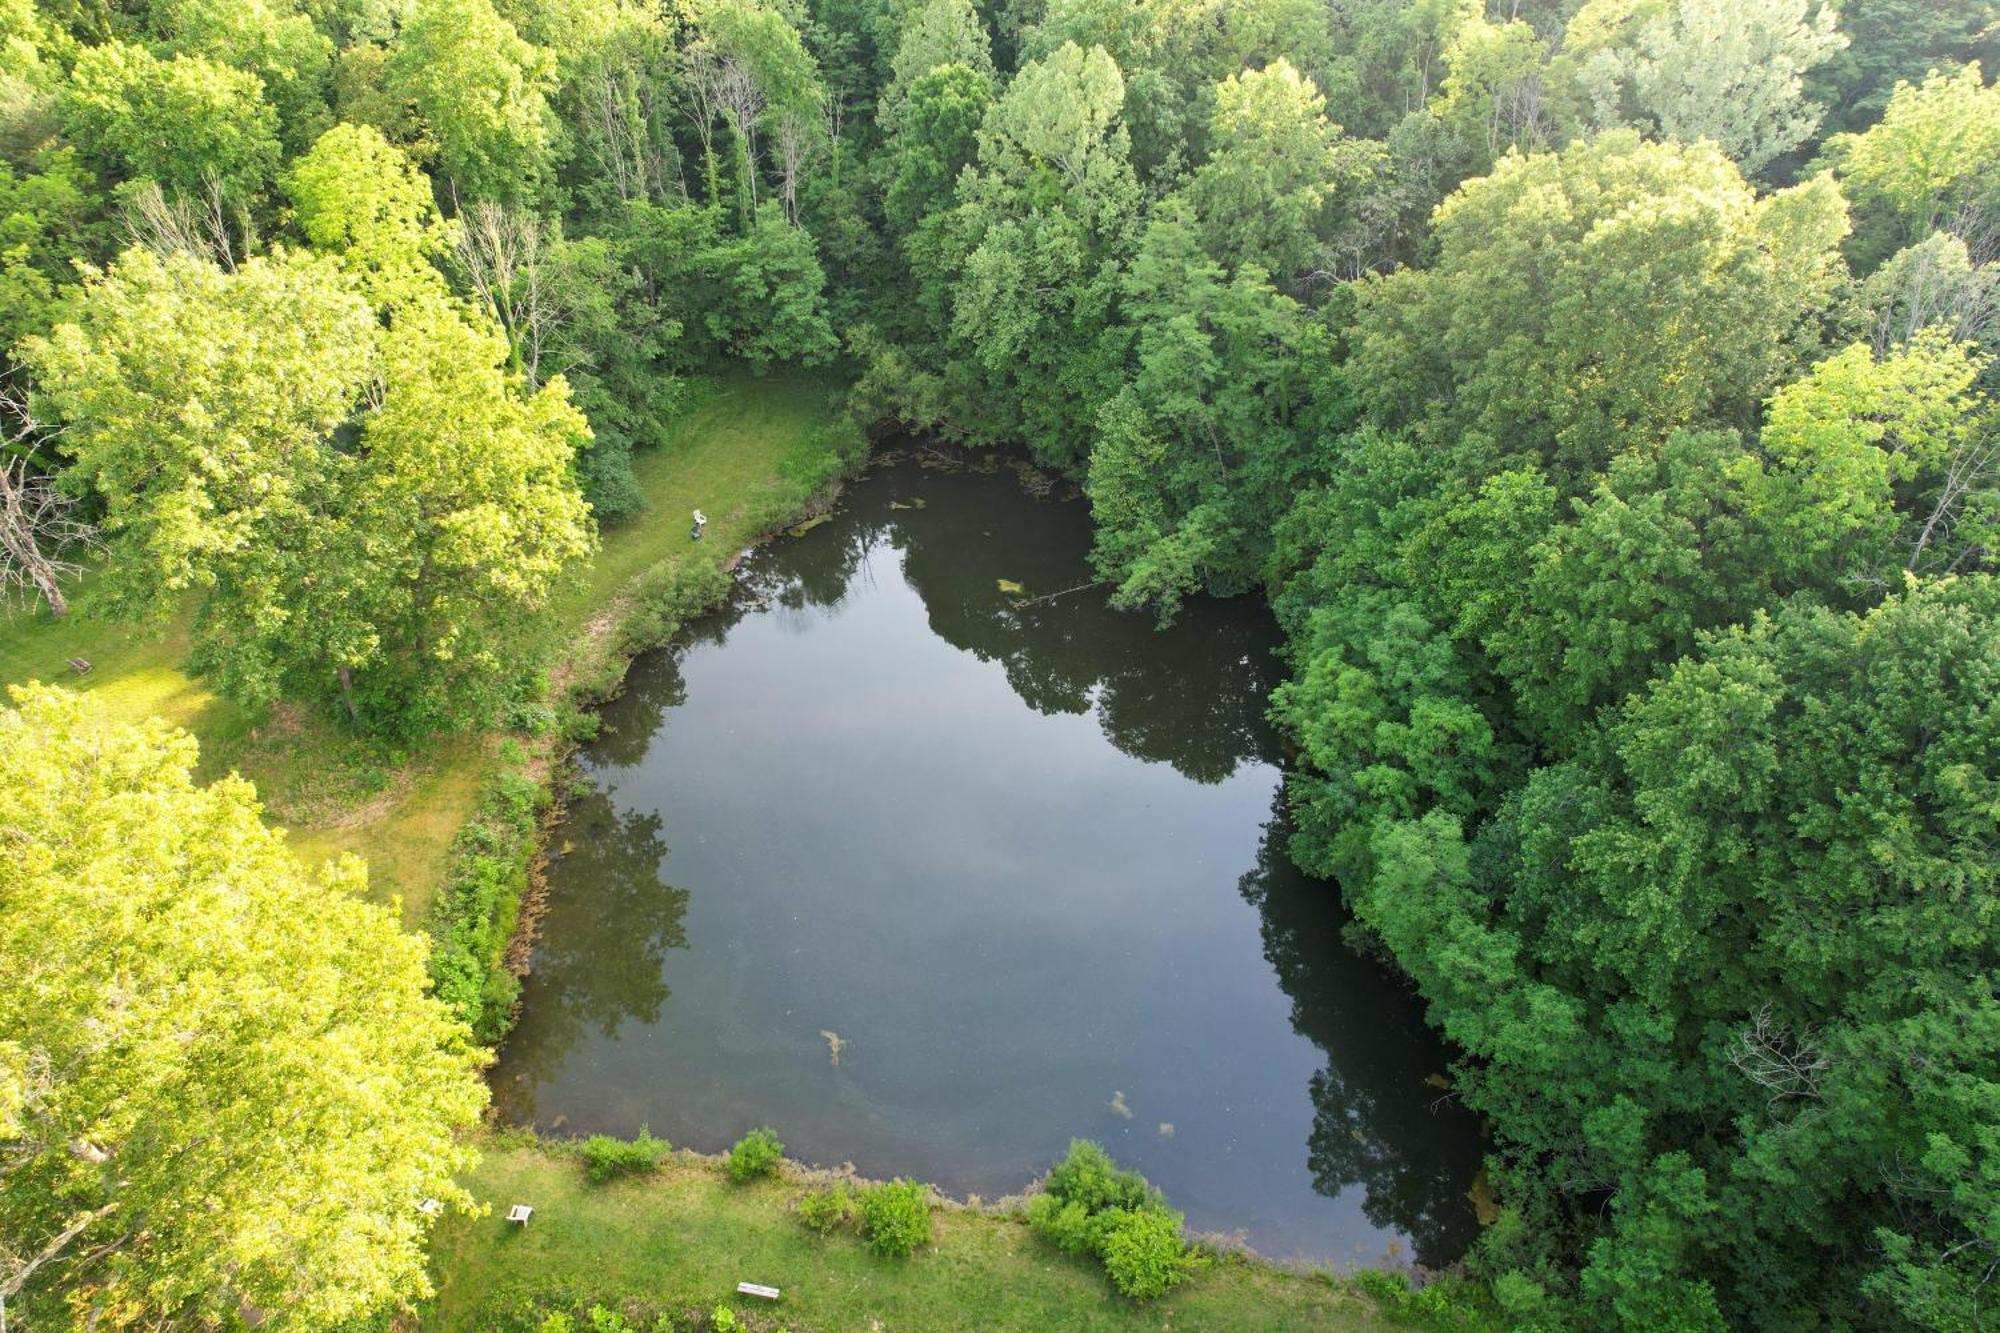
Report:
430,377,869,1045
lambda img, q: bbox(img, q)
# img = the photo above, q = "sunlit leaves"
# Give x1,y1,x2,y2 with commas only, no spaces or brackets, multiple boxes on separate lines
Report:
0,684,486,1327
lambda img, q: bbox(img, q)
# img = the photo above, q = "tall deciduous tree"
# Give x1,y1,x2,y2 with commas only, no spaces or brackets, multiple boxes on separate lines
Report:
1745,330,1996,588
59,39,280,200
1353,130,1849,481
283,122,451,308
879,0,992,133
24,250,595,734
342,295,596,731
26,247,377,624
157,0,334,154
944,40,1139,465
0,684,486,1328
1184,58,1379,281
1825,63,2000,245
1578,0,1848,175
390,0,556,203
880,60,989,236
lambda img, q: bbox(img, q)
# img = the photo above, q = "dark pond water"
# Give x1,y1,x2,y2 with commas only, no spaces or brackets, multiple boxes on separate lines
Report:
492,452,1482,1266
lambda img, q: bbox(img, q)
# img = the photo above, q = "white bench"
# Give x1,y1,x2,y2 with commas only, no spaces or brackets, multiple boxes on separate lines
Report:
505,1204,534,1224
735,1283,780,1301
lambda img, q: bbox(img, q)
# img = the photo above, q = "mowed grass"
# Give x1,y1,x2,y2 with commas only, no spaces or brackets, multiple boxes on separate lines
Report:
0,372,844,919
424,1141,1388,1332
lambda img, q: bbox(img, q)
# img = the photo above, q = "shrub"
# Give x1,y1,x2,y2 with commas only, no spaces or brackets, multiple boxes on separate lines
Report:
857,1178,932,1259
427,768,542,1040
1098,1207,1199,1300
1025,1193,1102,1256
1039,1139,1161,1216
1028,1140,1195,1300
1350,1269,1511,1330
725,1126,783,1183
797,1183,853,1234
581,1128,669,1183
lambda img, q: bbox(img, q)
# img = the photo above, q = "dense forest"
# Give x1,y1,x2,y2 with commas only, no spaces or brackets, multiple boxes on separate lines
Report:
3,0,2000,1327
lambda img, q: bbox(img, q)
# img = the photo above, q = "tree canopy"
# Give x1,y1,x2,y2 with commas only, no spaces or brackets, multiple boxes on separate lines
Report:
0,684,486,1327
2,0,1997,1324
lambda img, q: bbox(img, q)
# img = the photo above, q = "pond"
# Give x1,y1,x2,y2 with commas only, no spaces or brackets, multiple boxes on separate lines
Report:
492,450,1482,1267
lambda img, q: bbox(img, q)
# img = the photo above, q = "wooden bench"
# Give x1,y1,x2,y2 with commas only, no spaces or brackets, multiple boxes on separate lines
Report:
735,1283,780,1302
66,657,91,675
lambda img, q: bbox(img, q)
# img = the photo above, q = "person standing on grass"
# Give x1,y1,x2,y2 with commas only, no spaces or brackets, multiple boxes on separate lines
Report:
690,508,706,540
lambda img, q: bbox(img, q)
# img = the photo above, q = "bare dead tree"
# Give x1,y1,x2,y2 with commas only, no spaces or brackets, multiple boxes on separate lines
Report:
1730,1004,1830,1110
772,101,820,224
588,62,648,205
0,393,93,618
1867,235,2000,357
1487,70,1550,158
453,201,572,391
1949,198,2000,269
119,175,246,271
717,55,767,215
582,57,681,206
1909,422,1999,573
682,41,728,206
823,88,848,190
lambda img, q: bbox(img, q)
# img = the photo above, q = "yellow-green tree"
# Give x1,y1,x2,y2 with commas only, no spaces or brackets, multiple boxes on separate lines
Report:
283,121,452,308
25,250,596,736
0,684,487,1328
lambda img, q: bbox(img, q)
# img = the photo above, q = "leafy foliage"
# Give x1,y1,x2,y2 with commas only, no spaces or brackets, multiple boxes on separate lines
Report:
60,38,280,200
581,1128,670,1183
725,1126,784,1183
796,1182,854,1234
1026,1141,1195,1299
856,1178,933,1258
10,0,2000,1324
27,253,596,736
0,685,485,1328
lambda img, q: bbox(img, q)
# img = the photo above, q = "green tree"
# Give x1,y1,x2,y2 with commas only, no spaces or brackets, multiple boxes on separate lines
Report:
25,252,595,733
1022,0,1333,181
943,40,1139,465
157,0,334,153
1272,586,1510,886
879,0,992,133
1429,0,1551,173
1824,63,2000,247
1809,0,2000,136
390,0,555,202
0,683,485,1328
880,60,989,236
1084,196,1327,615
337,295,598,732
283,122,451,308
697,200,837,369
59,39,280,199
25,247,378,628
1184,59,1379,281
1577,0,1848,175
1497,578,2000,1324
1353,130,1849,482
1743,330,1996,588
0,146,98,351
1461,431,1778,744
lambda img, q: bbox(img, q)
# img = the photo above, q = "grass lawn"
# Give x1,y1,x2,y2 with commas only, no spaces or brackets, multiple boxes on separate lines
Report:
0,372,844,920
424,1140,1388,1332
